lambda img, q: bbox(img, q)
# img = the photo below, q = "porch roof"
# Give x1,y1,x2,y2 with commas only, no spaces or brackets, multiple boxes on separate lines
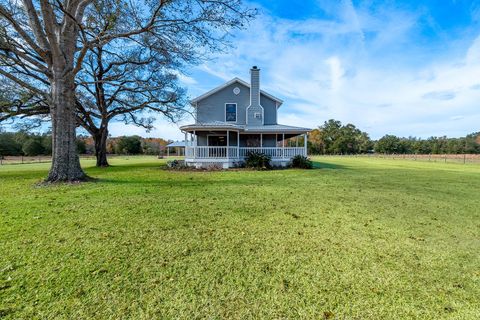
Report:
243,124,311,134
166,141,186,147
180,122,311,134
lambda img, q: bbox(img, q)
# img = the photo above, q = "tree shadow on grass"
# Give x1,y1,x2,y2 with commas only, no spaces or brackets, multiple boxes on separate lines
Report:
311,161,348,170
84,162,166,173
96,162,349,188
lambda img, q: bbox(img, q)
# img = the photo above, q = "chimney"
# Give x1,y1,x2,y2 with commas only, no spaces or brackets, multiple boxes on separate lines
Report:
250,66,260,107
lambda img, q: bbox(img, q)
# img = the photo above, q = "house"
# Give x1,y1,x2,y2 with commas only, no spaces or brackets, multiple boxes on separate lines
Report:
180,66,311,168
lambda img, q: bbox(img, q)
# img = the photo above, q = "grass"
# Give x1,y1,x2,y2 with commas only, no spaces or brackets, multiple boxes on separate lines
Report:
1,156,479,319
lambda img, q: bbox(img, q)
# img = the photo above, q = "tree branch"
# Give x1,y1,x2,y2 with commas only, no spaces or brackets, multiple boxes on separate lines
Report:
0,4,45,57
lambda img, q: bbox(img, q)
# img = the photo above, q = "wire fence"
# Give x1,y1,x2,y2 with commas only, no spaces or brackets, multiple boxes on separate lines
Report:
0,154,172,166
0,155,94,166
312,153,480,164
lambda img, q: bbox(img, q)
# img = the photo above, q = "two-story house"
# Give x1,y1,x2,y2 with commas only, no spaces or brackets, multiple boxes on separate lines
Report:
180,66,311,168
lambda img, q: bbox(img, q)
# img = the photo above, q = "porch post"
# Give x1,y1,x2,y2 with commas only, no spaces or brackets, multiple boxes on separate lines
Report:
260,133,263,148
276,133,278,157
296,136,298,148
304,133,307,156
237,131,240,159
227,130,230,159
282,133,285,159
193,131,196,158
184,131,188,157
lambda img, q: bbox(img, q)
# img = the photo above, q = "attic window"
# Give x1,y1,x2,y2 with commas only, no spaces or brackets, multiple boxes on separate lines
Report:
225,103,237,122
254,112,262,119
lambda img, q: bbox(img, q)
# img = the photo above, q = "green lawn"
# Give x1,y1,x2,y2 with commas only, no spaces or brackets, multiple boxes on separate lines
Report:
1,156,479,319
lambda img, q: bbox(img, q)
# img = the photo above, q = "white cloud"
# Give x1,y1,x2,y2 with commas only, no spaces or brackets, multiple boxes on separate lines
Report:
179,2,480,139
176,73,197,86
111,2,480,140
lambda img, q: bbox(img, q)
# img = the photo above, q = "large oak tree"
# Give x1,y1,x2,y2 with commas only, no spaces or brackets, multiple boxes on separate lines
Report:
0,0,255,180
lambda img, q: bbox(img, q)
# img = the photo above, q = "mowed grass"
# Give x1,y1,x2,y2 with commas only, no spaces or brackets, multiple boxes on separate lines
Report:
1,156,479,319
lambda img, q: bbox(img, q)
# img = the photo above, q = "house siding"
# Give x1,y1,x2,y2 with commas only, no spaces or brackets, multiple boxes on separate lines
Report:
197,132,208,146
196,81,278,126
261,95,277,125
246,105,263,126
196,83,249,124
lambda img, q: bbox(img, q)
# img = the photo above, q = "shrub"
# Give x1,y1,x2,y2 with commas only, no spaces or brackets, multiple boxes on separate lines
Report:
245,151,272,169
290,155,313,169
166,159,187,169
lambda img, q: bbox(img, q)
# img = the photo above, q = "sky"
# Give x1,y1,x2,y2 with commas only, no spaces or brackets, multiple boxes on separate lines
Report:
109,0,480,140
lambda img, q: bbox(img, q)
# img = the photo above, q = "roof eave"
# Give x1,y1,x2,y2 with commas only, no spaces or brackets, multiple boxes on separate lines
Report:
189,77,284,106
244,129,311,133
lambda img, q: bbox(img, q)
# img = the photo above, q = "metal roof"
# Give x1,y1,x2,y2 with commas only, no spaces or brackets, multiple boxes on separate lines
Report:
166,141,186,147
180,123,311,133
244,125,312,133
190,78,284,106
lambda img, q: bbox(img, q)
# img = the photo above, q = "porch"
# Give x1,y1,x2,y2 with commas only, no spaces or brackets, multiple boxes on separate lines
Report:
182,130,308,167
185,146,307,159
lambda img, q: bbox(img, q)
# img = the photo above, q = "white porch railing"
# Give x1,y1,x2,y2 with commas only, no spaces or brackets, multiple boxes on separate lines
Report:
185,146,306,159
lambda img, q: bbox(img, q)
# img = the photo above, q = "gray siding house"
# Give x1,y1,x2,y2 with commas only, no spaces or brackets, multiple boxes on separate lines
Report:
180,66,311,168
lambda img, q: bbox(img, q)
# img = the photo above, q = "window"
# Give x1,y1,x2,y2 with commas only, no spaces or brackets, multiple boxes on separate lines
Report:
225,103,236,122
254,112,262,119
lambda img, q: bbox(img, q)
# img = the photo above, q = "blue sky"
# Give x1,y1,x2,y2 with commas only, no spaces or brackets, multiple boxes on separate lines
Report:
110,0,480,140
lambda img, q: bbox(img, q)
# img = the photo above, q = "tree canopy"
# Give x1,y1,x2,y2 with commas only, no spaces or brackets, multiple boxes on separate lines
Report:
308,119,480,155
0,0,256,180
308,119,373,155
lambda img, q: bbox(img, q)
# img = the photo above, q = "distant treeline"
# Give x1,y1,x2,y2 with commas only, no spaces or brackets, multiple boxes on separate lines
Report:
308,119,480,155
0,132,170,157
2,122,479,157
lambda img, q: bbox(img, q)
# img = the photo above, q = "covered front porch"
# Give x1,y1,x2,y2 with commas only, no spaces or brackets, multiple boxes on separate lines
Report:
182,129,308,167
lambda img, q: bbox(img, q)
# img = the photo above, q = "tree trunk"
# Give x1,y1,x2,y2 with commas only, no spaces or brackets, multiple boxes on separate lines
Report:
46,73,87,182
94,127,109,167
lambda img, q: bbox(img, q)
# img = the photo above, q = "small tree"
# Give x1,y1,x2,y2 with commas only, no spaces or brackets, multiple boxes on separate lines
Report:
0,132,22,156
309,120,373,154
375,135,402,154
22,138,44,156
115,136,143,155
76,139,87,155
